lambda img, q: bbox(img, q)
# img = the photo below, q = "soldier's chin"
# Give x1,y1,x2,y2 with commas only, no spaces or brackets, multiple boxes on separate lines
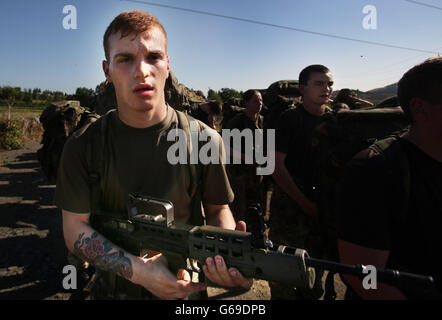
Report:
319,97,330,104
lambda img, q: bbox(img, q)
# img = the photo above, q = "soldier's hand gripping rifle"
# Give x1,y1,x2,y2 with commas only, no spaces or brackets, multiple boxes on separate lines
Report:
95,194,437,295
94,193,315,289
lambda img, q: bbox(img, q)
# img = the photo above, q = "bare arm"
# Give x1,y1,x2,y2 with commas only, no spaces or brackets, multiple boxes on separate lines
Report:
205,203,236,229
272,151,318,218
62,209,205,299
338,239,407,300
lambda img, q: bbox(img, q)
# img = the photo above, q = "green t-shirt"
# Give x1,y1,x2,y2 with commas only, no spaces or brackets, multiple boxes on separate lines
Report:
54,106,234,223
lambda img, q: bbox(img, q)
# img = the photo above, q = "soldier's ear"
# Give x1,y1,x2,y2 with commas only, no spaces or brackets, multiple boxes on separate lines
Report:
409,97,430,123
103,60,112,83
299,84,306,96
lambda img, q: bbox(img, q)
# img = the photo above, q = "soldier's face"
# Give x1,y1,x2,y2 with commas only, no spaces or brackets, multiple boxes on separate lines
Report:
300,72,334,106
426,99,442,139
103,27,170,113
244,92,263,114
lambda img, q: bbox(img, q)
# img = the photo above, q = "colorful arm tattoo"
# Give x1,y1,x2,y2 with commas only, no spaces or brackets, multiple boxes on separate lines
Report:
73,232,133,280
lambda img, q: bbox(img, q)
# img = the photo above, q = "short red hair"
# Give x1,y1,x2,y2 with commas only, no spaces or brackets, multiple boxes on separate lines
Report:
103,10,167,60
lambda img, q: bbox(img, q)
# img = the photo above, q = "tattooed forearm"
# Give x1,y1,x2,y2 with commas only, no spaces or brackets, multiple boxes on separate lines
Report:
73,232,133,280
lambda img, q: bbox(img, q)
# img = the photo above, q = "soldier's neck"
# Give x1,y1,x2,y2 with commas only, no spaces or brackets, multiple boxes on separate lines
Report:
403,129,442,163
246,110,258,122
118,103,168,129
303,102,326,116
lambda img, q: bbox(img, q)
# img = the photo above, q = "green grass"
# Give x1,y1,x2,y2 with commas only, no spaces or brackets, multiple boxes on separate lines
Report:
0,105,45,121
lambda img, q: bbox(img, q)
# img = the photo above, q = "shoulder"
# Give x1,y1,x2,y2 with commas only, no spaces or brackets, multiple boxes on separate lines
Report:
65,110,116,154
176,110,221,139
226,111,246,129
341,137,406,193
352,136,405,167
279,106,303,123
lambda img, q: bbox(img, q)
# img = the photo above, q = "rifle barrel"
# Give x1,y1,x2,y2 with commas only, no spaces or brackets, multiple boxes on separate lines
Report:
305,257,435,287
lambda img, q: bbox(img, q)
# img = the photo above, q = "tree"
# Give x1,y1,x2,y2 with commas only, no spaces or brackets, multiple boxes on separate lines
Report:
23,88,32,104
207,89,222,104
218,88,242,103
40,90,53,102
32,88,41,100
53,91,66,102
1,86,22,122
74,87,95,109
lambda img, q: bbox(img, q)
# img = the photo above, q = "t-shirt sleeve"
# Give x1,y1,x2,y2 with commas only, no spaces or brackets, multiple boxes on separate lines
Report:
53,134,91,213
275,110,295,154
336,156,395,250
200,128,234,205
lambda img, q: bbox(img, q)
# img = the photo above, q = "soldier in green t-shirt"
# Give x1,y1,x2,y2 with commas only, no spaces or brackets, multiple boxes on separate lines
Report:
225,90,266,226
55,10,252,300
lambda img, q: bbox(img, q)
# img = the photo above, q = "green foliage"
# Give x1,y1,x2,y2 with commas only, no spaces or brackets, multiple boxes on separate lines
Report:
206,88,243,104
0,120,24,150
218,88,242,103
207,89,223,104
74,87,95,109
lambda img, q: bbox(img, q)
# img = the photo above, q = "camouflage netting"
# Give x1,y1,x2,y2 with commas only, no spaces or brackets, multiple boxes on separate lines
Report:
22,117,43,143
164,70,206,111
376,96,399,109
37,100,98,183
311,107,410,261
221,98,245,129
263,80,302,129
93,81,117,116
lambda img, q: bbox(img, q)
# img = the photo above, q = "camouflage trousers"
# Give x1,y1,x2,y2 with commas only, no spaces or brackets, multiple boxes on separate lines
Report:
228,165,266,230
267,184,326,300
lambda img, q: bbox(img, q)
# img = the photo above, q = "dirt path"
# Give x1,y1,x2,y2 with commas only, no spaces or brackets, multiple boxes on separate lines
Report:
0,141,75,299
0,141,346,300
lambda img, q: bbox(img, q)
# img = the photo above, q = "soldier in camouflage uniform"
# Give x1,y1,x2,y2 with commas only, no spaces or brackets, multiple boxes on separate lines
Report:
225,90,266,229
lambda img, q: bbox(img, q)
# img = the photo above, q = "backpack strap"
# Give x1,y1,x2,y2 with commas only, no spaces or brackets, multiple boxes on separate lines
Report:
86,112,111,217
84,111,118,297
368,136,410,222
175,110,207,226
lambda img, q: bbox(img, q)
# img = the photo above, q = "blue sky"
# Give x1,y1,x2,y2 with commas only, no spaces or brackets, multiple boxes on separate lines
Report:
0,0,441,95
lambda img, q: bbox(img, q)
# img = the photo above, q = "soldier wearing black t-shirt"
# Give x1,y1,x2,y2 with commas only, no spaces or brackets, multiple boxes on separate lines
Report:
337,57,442,299
269,65,333,299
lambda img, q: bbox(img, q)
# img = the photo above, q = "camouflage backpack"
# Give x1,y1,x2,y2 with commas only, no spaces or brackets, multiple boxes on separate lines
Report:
312,107,410,252
310,107,410,299
37,100,98,183
221,98,244,130
263,80,301,129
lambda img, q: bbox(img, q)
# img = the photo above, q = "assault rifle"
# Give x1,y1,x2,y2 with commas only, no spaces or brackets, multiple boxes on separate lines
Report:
93,194,437,295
